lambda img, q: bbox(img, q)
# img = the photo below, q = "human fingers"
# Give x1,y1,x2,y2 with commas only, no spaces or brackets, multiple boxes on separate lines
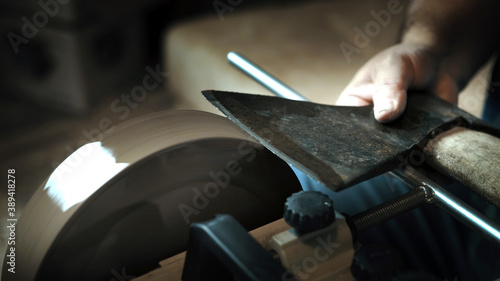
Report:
371,60,411,123
433,72,459,104
336,83,378,106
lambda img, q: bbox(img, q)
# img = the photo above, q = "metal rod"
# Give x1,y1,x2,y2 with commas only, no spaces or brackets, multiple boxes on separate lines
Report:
391,167,500,247
350,186,428,234
227,51,500,247
227,52,308,101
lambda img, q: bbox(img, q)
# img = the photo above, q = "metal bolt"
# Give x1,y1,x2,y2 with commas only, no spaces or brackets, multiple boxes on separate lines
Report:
349,186,429,234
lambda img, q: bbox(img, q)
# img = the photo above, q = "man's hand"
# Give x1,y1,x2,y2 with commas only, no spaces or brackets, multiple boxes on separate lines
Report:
337,0,500,123
337,43,460,123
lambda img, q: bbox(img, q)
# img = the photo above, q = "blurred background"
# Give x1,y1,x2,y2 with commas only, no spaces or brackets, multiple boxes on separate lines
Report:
0,0,493,274
0,0,300,270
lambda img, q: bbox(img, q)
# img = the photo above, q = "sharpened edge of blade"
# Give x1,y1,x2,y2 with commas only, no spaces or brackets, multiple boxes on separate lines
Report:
202,90,335,189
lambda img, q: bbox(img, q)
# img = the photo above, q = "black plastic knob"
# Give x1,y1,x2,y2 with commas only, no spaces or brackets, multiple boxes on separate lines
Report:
283,191,335,233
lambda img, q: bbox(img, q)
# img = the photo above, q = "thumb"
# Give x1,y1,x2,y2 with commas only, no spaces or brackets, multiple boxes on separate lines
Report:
372,66,410,123
372,86,408,123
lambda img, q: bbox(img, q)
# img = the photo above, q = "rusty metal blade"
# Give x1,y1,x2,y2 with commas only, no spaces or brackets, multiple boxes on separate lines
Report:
203,90,497,190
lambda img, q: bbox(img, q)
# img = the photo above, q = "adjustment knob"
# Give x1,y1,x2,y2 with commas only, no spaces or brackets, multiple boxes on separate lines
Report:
283,191,335,233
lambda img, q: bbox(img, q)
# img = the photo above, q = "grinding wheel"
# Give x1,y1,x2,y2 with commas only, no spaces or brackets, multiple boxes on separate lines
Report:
3,110,301,281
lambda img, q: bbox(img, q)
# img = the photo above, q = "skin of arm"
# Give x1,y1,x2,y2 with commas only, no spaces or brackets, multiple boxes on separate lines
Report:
337,0,500,123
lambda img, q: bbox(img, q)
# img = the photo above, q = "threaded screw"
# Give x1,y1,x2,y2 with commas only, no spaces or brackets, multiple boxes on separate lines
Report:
349,186,430,234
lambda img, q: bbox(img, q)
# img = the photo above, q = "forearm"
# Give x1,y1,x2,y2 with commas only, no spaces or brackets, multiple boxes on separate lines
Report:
401,0,500,88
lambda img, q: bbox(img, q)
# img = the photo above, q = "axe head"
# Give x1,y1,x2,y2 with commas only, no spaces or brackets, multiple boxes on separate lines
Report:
203,90,496,190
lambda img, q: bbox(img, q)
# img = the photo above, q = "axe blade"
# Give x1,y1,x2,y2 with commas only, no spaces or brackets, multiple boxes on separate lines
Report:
203,90,491,190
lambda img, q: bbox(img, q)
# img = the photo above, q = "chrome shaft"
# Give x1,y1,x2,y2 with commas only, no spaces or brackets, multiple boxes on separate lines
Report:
392,167,500,247
227,52,308,101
